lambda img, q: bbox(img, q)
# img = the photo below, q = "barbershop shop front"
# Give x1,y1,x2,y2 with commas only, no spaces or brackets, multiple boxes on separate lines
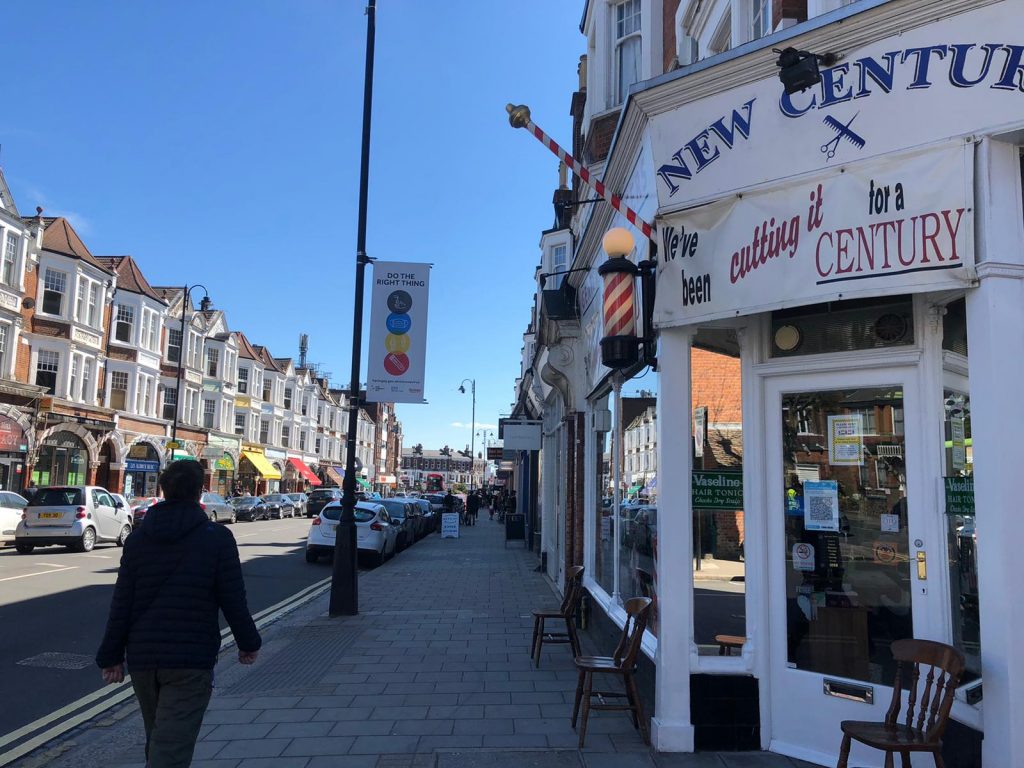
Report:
639,2,1022,765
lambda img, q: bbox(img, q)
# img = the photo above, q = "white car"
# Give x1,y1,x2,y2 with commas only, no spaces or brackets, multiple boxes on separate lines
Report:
305,501,398,566
0,491,29,545
16,486,132,553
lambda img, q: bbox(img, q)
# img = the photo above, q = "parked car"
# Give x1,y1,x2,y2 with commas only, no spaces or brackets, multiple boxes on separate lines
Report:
411,497,437,533
230,496,269,522
200,491,236,524
286,492,308,517
306,501,398,566
15,486,131,553
110,493,133,524
129,496,162,525
307,487,342,518
261,493,296,519
380,498,418,549
0,491,29,545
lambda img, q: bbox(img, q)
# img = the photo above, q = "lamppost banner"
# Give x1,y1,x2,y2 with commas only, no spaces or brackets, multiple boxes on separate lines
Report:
367,261,431,403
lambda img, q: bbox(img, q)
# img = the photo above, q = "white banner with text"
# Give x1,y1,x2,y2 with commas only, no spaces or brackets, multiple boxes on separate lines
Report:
654,141,974,328
367,261,430,404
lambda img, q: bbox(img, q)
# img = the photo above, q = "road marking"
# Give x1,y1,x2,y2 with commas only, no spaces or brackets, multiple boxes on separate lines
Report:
0,566,77,583
84,554,112,559
0,572,332,766
35,563,68,568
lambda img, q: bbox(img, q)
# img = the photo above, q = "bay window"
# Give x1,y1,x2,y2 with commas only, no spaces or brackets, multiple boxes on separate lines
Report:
206,347,219,377
109,370,129,410
238,367,249,394
615,0,642,104
35,350,59,393
42,269,67,316
203,399,216,429
167,327,182,364
115,305,135,343
163,386,178,420
2,231,19,287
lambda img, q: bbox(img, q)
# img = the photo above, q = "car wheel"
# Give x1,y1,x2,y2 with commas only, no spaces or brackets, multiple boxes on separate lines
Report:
374,546,385,567
75,527,97,553
211,511,218,523
305,549,319,563
230,511,237,524
116,524,132,547
15,543,33,554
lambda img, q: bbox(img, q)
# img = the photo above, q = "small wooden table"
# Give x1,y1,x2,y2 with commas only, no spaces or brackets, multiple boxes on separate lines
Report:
715,634,745,656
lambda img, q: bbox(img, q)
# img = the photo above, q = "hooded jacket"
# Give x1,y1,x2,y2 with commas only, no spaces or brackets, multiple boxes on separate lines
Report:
95,499,261,670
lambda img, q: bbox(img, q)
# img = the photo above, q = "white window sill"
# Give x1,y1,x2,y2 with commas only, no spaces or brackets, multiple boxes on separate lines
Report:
584,577,658,661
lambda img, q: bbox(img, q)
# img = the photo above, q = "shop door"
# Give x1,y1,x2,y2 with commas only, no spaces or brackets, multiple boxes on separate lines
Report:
765,369,931,766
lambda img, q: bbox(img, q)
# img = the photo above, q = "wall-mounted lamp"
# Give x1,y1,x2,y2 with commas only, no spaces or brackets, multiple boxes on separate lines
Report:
774,47,839,95
597,227,657,371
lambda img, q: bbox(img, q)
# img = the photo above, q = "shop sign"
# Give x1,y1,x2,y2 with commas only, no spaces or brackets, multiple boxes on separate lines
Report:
202,445,223,459
945,475,975,516
235,396,251,409
486,446,504,461
71,327,101,349
0,416,26,453
655,141,973,327
126,459,160,473
691,470,742,510
366,261,431,404
215,454,235,471
649,2,1024,208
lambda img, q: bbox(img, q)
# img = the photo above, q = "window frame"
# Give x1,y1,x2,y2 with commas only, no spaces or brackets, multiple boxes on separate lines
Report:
1,230,18,287
163,386,178,421
41,268,67,317
109,370,129,410
167,327,183,364
614,0,643,105
114,304,135,344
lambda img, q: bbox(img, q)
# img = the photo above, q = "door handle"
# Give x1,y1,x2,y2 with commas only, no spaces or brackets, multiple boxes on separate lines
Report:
916,550,927,580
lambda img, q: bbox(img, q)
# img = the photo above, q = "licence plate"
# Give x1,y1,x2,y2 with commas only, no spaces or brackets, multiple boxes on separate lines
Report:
325,523,337,534
39,512,63,519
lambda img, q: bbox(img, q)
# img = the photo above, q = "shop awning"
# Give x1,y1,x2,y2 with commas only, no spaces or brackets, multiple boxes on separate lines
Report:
357,477,371,489
171,450,196,461
325,466,343,486
241,451,282,480
288,457,322,487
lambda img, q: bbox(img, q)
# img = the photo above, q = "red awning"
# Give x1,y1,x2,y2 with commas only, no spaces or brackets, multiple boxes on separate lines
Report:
288,457,322,487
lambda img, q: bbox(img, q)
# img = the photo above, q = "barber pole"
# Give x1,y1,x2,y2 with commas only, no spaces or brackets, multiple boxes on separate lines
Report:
506,103,656,244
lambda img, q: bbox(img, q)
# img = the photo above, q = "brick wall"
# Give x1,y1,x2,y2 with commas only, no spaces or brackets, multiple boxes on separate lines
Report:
773,0,807,24
662,0,682,72
692,348,742,424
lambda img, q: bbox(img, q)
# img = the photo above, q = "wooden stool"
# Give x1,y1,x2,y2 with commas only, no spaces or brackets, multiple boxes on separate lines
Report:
715,634,745,656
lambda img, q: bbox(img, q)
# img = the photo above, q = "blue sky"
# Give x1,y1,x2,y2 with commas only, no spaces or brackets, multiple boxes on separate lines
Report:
0,0,585,453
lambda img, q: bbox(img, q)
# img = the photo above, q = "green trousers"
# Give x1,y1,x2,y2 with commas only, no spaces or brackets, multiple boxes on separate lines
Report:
131,668,213,768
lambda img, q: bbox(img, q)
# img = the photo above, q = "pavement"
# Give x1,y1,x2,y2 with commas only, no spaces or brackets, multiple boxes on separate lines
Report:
16,512,822,768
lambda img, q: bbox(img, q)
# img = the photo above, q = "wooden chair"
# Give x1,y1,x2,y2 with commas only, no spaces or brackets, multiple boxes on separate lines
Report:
837,638,965,768
530,566,584,667
571,596,652,748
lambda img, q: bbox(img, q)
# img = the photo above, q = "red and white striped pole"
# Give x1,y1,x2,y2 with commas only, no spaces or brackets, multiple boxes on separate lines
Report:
506,104,656,244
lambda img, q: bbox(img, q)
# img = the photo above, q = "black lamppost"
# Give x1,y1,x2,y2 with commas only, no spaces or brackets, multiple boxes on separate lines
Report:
330,0,376,617
171,285,211,449
459,379,476,490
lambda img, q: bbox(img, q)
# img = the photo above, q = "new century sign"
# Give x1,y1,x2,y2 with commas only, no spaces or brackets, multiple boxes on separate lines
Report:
649,1,1022,209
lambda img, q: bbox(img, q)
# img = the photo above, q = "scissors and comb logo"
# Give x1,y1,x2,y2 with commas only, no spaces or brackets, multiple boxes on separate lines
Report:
820,112,866,161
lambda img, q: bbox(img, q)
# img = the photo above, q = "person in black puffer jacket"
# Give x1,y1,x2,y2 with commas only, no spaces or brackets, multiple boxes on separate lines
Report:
96,459,261,768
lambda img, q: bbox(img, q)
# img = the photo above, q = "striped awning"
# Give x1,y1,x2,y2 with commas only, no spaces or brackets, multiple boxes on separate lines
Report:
325,466,343,486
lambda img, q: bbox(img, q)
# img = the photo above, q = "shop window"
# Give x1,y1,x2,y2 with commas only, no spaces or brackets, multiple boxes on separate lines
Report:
114,304,135,343
237,367,248,394
167,327,182,364
206,347,219,377
203,399,216,429
771,296,914,358
944,390,979,684
615,0,642,104
2,231,18,287
594,396,615,596
163,386,178,421
110,370,129,410
942,298,968,356
35,350,59,393
32,432,87,486
42,268,67,315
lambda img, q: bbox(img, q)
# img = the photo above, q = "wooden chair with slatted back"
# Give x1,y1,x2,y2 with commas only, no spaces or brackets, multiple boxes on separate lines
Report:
571,596,652,748
530,566,584,667
837,638,965,768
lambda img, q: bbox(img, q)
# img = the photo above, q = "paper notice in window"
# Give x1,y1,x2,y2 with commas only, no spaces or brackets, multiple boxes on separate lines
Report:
804,480,840,532
828,414,864,466
951,417,966,472
880,513,900,533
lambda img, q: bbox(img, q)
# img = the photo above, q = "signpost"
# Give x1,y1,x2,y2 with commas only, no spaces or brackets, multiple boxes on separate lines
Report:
441,513,460,539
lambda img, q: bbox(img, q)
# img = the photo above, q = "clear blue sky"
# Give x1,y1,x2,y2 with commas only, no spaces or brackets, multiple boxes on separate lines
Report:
0,0,585,454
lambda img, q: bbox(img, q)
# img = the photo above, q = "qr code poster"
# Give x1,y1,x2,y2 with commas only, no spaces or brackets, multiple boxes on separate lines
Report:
803,480,840,532
828,414,864,466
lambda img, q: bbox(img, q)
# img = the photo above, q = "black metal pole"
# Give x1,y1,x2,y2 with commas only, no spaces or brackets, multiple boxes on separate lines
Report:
330,0,375,617
171,284,187,447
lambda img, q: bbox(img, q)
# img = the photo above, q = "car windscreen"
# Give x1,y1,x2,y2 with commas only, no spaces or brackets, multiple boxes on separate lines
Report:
262,495,284,502
309,490,336,501
30,488,84,506
381,501,406,518
231,497,257,506
321,506,374,523
287,494,303,500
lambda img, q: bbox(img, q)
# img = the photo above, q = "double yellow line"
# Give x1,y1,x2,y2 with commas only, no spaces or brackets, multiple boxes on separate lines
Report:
0,576,332,767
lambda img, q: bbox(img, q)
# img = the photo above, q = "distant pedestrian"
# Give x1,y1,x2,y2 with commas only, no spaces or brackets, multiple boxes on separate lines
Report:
467,492,480,526
96,460,261,768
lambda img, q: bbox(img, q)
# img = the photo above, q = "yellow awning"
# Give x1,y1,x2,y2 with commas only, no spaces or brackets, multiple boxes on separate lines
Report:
241,451,281,480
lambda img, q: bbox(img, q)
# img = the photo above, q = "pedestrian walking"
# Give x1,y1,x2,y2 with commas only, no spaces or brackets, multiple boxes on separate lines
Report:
467,491,480,526
96,459,261,768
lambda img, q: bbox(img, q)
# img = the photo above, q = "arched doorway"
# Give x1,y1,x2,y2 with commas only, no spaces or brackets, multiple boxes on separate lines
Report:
33,431,89,487
95,441,115,491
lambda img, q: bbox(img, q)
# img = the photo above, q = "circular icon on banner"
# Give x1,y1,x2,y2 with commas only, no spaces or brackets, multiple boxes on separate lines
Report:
385,333,410,354
387,290,412,313
383,352,410,376
386,313,412,334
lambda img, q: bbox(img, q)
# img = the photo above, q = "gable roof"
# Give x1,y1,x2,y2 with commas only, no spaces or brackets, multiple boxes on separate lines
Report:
233,331,261,361
0,169,19,217
252,345,281,372
96,256,167,305
38,217,113,274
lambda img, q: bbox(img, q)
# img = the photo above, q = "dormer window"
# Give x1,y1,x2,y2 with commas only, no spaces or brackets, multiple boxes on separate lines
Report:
615,0,642,104
115,305,135,343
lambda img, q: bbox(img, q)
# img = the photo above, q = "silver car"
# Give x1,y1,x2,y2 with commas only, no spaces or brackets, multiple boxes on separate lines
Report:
200,492,236,524
16,486,131,553
286,493,308,517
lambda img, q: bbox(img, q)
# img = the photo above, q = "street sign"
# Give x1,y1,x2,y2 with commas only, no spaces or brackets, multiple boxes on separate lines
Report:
487,446,503,461
165,440,181,450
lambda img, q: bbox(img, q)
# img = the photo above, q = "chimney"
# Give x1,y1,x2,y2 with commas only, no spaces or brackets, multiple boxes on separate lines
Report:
553,163,574,229
578,55,587,91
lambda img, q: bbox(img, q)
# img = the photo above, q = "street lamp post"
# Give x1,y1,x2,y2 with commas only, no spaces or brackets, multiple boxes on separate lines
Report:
330,0,376,617
459,379,476,490
171,285,211,449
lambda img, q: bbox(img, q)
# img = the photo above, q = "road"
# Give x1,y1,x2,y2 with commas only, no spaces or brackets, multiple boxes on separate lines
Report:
0,515,324,740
